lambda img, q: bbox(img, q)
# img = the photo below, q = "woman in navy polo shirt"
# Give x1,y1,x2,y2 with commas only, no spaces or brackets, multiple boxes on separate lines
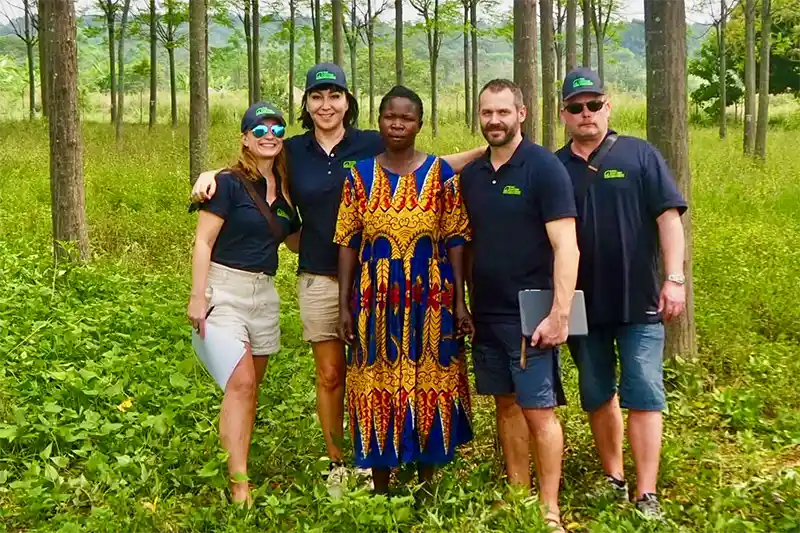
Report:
188,102,300,505
191,64,483,496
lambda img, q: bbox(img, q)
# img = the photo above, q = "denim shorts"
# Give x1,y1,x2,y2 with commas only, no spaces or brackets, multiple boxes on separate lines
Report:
567,323,666,412
472,321,566,409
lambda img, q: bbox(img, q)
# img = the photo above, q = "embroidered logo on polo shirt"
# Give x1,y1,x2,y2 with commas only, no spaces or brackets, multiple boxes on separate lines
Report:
315,70,337,81
502,185,522,196
603,169,626,179
277,209,291,221
343,160,356,169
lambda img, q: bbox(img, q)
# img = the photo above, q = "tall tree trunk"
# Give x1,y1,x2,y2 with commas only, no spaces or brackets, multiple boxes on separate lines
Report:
396,0,403,85
514,0,539,142
244,0,253,103
313,0,321,63
43,0,89,261
567,0,577,71
189,0,209,185
718,0,726,139
116,0,131,146
432,0,440,137
347,0,358,100
369,7,376,125
743,0,756,154
644,0,695,359
252,0,261,101
39,14,48,118
541,0,556,151
289,0,296,123
595,31,604,82
463,2,471,127
581,0,591,67
24,0,35,120
107,10,117,124
169,47,177,127
470,0,478,134
755,0,771,159
332,0,345,67
149,0,157,129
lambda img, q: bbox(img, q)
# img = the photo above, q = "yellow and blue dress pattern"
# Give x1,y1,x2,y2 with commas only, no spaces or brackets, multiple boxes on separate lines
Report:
334,155,473,468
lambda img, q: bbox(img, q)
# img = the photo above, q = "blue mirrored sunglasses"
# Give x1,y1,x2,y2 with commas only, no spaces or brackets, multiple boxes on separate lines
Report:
251,124,286,138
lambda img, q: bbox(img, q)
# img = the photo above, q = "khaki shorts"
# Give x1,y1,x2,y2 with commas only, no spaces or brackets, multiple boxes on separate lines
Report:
297,273,340,343
205,262,281,356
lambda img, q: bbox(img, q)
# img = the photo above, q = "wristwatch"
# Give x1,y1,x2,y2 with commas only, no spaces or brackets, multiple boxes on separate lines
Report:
666,273,686,285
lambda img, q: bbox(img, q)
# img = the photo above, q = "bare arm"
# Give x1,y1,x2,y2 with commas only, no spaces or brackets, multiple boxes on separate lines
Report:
188,211,225,337
464,242,474,303
283,230,301,253
441,146,486,173
656,208,686,321
190,168,224,202
337,246,360,344
531,217,580,348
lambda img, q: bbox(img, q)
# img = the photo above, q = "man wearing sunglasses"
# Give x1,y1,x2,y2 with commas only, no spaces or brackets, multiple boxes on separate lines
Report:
556,68,688,520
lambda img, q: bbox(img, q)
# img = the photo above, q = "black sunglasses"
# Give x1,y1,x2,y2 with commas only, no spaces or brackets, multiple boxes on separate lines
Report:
564,100,605,114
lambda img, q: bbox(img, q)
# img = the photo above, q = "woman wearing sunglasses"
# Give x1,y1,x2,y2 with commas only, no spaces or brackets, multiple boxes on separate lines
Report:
190,64,484,497
188,102,300,505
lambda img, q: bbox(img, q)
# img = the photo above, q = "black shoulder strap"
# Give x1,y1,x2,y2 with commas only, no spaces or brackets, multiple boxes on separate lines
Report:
576,133,619,197
227,169,286,242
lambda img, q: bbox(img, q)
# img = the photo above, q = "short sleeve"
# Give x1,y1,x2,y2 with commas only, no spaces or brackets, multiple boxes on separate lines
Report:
438,159,472,249
642,144,688,218
198,171,235,219
536,153,577,222
333,166,366,249
363,129,387,156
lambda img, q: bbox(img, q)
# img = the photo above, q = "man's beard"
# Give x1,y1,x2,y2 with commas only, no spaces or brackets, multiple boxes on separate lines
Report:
482,122,518,147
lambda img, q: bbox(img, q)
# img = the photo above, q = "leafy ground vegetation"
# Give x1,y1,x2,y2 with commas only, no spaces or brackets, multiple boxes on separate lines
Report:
1,119,799,533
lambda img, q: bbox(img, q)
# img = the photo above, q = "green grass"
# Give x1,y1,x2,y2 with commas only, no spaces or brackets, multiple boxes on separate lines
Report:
1,120,799,533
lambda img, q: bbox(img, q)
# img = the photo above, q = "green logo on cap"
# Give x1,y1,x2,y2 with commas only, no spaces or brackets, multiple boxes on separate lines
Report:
572,77,594,88
255,106,275,116
315,70,337,81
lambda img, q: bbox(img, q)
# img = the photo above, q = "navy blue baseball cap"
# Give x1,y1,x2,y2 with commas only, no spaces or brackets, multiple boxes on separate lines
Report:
240,101,286,133
305,62,349,93
562,67,605,101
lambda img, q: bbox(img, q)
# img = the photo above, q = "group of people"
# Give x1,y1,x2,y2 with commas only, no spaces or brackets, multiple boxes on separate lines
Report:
187,62,688,530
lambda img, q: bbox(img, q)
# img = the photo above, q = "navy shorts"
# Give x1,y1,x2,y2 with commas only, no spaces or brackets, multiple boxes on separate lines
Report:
472,321,566,409
567,323,666,413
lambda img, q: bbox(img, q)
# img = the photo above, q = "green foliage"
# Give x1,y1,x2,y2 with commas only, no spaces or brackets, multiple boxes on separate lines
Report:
1,120,800,533
689,35,744,116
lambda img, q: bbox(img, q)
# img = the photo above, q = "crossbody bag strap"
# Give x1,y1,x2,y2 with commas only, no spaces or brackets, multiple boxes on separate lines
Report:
227,170,286,242
576,133,619,197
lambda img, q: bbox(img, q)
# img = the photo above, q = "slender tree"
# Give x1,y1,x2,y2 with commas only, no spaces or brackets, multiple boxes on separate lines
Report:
461,0,472,127
157,0,187,128
333,0,346,66
289,0,297,123
470,0,478,134
566,0,577,72
719,0,728,138
98,0,121,123
396,0,404,84
39,0,48,117
2,0,38,119
244,0,253,103
189,0,209,185
743,0,756,154
343,0,364,100
252,0,261,101
554,0,567,84
409,0,446,137
116,0,132,145
362,0,390,125
41,0,89,261
149,0,157,129
644,0,696,358
312,0,322,63
755,0,772,158
515,0,539,142
541,0,557,151
590,0,618,83
581,0,591,66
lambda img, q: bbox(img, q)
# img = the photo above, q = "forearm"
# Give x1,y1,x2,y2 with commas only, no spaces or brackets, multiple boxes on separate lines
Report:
190,241,213,300
551,239,579,318
464,244,474,299
338,246,359,310
441,146,485,173
447,245,466,305
284,230,301,254
658,210,685,276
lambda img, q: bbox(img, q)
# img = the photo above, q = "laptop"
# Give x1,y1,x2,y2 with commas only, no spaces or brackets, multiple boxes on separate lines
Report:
518,289,589,337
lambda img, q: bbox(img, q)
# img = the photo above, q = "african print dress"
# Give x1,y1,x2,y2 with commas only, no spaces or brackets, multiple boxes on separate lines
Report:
333,155,473,469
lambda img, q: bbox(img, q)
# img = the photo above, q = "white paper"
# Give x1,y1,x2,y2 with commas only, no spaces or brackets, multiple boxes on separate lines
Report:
191,325,247,391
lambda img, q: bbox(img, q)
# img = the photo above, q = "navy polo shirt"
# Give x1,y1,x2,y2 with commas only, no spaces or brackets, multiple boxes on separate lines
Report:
555,131,688,326
461,138,578,323
285,128,384,276
200,170,301,276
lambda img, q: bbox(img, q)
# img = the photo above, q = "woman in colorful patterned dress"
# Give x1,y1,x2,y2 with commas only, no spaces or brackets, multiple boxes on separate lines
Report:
335,86,474,495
